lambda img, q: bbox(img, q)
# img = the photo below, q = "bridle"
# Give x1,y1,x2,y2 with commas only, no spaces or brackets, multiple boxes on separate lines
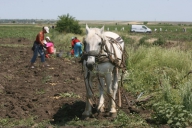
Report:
82,33,127,71
82,33,106,62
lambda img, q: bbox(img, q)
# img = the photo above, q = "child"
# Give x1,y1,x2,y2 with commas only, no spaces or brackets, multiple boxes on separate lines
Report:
45,36,54,58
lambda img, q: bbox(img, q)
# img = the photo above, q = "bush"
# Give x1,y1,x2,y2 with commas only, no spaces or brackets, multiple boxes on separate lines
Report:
55,14,82,34
143,21,148,25
152,102,192,127
153,38,165,46
120,35,135,45
139,37,148,45
181,82,192,112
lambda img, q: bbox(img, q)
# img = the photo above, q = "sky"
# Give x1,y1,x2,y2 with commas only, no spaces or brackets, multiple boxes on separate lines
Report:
0,0,191,22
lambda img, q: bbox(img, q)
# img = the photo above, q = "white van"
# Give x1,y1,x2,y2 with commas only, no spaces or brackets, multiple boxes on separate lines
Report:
130,25,152,33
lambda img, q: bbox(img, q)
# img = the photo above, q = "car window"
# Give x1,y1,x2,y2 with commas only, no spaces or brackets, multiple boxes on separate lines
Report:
142,26,147,29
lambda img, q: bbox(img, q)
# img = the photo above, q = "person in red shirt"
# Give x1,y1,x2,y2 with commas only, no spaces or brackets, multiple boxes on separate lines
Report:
70,37,75,55
70,37,82,57
30,26,49,68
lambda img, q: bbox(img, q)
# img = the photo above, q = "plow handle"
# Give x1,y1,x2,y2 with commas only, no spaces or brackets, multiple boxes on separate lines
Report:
118,87,122,107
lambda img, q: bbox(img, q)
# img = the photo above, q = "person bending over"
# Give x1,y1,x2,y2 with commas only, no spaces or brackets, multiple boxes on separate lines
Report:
71,37,82,57
30,26,49,68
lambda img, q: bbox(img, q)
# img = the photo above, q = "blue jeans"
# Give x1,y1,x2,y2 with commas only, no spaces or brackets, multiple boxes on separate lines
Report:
31,42,45,63
74,42,82,57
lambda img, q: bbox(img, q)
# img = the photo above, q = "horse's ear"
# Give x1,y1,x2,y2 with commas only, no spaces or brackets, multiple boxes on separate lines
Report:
101,26,104,34
86,24,90,34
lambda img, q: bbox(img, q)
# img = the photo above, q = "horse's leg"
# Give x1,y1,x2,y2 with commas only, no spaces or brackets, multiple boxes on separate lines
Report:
108,68,118,115
82,69,93,117
112,68,119,99
97,77,105,112
112,68,118,110
105,71,117,114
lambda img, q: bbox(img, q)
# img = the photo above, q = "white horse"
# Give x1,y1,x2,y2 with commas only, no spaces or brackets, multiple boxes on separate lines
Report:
82,24,125,118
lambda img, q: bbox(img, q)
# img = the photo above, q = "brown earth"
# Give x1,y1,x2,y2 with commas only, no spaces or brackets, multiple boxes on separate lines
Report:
0,38,164,127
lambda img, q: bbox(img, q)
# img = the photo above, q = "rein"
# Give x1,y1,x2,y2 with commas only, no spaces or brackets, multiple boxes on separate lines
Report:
84,71,97,108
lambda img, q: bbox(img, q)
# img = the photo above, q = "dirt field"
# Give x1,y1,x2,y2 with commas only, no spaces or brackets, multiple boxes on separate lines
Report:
0,38,157,127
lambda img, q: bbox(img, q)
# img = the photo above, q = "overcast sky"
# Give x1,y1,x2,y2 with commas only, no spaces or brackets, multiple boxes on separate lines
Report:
0,0,191,22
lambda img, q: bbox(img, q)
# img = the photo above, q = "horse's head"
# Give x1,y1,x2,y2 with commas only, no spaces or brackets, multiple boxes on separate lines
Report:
84,24,105,70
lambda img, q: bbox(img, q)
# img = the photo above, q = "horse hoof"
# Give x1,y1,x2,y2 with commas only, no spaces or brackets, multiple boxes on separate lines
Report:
81,115,90,120
110,112,117,118
97,107,105,113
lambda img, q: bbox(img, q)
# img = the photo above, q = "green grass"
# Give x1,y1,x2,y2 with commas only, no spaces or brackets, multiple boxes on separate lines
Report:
126,46,192,93
0,111,149,128
0,116,51,128
50,110,149,128
0,25,40,40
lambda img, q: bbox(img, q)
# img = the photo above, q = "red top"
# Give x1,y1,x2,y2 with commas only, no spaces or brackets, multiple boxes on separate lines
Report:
71,39,80,48
35,31,44,45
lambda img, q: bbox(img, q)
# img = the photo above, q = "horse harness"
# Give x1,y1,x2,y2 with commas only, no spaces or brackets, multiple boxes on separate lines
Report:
81,35,129,111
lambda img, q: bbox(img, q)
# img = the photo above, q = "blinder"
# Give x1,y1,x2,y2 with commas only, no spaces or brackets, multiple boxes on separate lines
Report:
82,36,106,61
82,36,106,71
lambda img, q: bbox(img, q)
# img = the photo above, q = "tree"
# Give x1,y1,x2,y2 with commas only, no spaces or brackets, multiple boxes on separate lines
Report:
55,14,82,34
143,21,148,25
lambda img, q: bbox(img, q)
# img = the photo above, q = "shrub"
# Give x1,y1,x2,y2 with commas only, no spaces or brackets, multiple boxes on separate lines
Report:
181,82,192,112
143,21,148,25
55,13,82,34
121,35,135,45
114,110,129,127
139,37,148,45
153,38,165,46
152,102,192,127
